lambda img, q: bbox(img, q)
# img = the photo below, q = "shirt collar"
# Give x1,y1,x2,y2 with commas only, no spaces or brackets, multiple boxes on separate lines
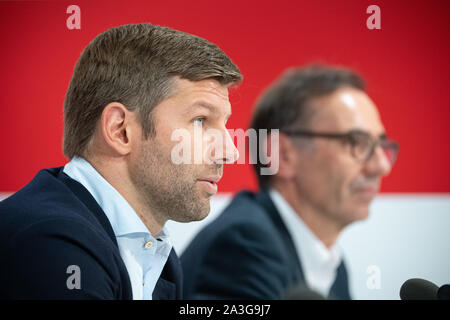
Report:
268,188,342,272
63,157,165,238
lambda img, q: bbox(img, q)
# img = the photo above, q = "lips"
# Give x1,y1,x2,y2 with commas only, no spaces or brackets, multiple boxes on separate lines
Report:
359,187,378,193
197,176,221,195
353,180,379,193
354,186,379,203
198,176,221,183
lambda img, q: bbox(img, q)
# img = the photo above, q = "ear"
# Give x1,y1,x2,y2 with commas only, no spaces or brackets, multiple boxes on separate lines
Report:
100,102,139,156
271,132,299,181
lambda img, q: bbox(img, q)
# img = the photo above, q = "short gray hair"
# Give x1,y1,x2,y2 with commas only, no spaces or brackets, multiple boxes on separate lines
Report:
250,64,365,189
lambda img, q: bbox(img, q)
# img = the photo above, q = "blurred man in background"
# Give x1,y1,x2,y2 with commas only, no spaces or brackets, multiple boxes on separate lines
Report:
181,65,398,299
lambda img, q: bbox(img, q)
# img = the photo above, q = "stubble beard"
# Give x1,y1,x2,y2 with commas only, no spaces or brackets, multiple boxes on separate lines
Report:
129,138,211,226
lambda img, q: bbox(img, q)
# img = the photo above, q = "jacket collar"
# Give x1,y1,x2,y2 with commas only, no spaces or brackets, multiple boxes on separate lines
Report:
54,167,119,247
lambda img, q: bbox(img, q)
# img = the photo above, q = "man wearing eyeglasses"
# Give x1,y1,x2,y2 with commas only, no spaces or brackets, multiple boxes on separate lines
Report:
181,65,398,299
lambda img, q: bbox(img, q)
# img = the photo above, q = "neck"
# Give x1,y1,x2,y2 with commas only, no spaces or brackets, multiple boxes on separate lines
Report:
272,181,342,248
86,155,165,236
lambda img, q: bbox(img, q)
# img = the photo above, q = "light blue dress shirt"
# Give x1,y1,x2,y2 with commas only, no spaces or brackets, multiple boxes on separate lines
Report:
63,157,172,300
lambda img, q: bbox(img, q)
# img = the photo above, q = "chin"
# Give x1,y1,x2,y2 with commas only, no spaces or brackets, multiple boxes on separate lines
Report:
341,205,370,227
349,195,374,221
197,201,211,220
188,200,211,222
353,206,371,222
168,195,211,223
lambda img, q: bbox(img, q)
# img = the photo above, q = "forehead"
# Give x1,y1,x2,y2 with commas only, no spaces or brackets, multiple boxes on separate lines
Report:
152,77,231,123
307,87,386,135
169,77,230,103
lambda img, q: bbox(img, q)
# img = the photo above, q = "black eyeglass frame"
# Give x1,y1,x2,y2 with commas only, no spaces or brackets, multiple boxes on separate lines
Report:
282,129,399,165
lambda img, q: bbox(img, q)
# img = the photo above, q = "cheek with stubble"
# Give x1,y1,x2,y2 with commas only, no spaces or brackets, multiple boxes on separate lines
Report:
131,137,212,223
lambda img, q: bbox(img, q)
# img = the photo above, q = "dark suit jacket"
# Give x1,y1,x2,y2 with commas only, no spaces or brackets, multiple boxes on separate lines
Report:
0,167,183,300
181,190,351,300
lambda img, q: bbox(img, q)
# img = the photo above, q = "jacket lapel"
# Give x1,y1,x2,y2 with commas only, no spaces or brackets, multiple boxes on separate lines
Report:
328,261,351,300
56,168,118,247
153,249,183,299
254,190,305,284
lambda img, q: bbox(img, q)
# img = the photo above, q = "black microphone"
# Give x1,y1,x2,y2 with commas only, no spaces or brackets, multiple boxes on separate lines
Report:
399,278,450,300
438,284,450,300
284,285,326,300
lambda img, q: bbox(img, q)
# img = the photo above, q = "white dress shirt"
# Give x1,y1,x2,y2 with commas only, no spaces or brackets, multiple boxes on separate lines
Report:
269,189,342,297
64,157,172,300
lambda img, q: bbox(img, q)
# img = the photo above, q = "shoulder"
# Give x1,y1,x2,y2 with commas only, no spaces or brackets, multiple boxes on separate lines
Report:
0,168,108,242
181,191,293,299
182,190,290,274
0,170,130,299
184,191,281,255
0,168,119,272
214,190,277,230
0,217,127,299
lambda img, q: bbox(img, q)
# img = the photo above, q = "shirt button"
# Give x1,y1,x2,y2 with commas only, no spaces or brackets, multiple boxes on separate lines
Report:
144,241,152,249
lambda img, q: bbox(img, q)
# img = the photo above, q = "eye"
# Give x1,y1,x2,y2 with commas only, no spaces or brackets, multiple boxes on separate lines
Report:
193,117,205,126
348,132,370,147
347,133,360,147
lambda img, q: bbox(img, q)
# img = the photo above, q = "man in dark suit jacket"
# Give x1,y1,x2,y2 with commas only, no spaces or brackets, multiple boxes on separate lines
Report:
181,65,399,299
182,190,351,299
0,23,242,299
0,167,182,299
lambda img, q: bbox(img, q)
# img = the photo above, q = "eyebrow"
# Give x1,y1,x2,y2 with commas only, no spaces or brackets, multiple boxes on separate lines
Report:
190,101,232,120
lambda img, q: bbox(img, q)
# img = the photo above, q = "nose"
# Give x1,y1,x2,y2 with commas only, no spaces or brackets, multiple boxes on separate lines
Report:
221,128,239,164
364,144,392,177
205,127,239,165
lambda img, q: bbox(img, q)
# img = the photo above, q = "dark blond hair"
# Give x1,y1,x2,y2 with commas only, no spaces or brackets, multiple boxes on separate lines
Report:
63,23,242,159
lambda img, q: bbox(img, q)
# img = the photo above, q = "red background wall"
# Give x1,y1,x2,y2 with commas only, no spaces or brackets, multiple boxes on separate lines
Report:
1,0,449,193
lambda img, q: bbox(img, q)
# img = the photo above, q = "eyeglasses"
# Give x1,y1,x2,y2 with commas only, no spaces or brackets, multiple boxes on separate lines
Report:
282,129,399,166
